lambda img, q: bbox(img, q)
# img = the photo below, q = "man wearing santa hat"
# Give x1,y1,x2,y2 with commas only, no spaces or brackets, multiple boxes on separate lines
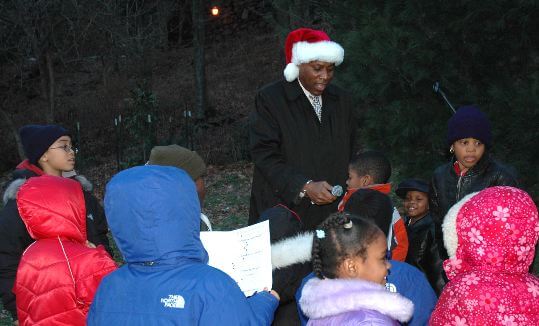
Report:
248,27,358,325
249,28,358,230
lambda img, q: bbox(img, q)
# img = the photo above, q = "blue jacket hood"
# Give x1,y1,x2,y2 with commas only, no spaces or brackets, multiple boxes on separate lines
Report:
104,165,208,265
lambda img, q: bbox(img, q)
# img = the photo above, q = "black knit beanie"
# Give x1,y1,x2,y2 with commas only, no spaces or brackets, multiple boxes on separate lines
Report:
446,105,492,148
19,124,69,164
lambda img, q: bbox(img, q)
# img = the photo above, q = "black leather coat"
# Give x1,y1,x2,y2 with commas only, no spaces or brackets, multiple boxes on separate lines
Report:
404,213,445,295
430,153,519,259
428,154,518,293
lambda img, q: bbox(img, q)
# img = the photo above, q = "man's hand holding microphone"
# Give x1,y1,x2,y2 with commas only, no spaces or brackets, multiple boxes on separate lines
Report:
300,180,343,205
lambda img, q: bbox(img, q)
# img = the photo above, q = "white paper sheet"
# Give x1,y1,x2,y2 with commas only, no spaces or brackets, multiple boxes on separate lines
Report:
200,220,272,296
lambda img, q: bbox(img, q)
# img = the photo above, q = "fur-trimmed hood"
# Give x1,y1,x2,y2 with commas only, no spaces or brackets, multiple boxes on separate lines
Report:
300,277,413,323
271,231,313,270
3,172,93,205
442,186,538,278
431,186,539,326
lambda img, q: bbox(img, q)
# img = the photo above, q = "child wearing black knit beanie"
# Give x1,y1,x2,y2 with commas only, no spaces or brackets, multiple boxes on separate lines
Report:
0,124,112,323
429,105,519,290
18,124,75,175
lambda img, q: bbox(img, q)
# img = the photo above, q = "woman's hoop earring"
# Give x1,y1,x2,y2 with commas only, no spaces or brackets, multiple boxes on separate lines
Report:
449,146,454,154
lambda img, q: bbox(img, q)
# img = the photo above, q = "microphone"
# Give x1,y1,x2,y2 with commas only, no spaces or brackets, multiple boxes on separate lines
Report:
331,185,343,197
433,81,456,113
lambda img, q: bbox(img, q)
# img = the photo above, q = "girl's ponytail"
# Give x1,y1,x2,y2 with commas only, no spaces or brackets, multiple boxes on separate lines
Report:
311,212,382,279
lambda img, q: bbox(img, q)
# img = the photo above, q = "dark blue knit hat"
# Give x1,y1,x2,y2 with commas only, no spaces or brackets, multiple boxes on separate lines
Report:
446,105,492,148
19,124,69,164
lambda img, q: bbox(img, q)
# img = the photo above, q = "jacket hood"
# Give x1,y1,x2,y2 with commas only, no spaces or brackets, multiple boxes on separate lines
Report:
104,165,207,265
300,277,413,323
16,175,86,242
3,162,92,205
443,186,539,278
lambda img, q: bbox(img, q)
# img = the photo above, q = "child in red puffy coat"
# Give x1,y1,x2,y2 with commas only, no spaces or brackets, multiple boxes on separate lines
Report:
14,176,117,326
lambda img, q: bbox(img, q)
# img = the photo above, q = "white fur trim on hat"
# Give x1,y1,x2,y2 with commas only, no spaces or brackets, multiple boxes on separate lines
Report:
443,192,479,257
292,41,344,66
271,232,313,270
283,40,344,82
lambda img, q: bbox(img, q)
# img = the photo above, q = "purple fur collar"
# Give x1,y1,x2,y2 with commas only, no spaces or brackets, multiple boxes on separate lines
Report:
299,277,414,322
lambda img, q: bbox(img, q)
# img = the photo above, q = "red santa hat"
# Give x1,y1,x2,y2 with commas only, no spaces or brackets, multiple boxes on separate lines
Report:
283,28,344,82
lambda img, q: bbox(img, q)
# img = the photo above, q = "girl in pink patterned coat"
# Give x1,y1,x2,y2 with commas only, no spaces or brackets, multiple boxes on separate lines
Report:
430,186,539,325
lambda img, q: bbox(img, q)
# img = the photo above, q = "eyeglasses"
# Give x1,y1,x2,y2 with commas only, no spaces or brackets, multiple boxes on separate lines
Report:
49,144,78,154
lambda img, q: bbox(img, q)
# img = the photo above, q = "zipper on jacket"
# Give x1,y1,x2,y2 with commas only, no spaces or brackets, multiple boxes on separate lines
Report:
456,175,463,201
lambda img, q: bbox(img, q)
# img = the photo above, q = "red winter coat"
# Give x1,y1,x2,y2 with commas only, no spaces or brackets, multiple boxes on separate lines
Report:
14,175,117,326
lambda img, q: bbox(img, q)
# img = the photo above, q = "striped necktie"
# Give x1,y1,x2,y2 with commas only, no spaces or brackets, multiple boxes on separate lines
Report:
309,95,322,121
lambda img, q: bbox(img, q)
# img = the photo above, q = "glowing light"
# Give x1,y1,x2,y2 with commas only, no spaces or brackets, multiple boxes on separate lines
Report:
211,6,220,16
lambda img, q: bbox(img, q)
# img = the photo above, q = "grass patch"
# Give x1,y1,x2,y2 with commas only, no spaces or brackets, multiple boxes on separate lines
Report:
0,307,13,326
203,162,252,231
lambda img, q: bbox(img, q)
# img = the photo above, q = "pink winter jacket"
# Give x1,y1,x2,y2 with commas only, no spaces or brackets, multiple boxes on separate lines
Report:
430,186,539,325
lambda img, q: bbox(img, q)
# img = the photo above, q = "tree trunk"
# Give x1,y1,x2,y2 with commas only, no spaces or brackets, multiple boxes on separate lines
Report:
38,52,49,118
101,55,109,88
192,0,206,120
36,49,56,123
45,50,55,123
0,107,25,161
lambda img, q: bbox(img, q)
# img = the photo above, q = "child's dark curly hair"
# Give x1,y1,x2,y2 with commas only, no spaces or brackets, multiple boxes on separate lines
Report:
312,212,383,279
349,150,391,184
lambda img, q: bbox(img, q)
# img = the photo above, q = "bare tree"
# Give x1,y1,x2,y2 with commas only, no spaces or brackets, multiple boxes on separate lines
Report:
0,100,24,161
0,0,98,122
192,0,206,120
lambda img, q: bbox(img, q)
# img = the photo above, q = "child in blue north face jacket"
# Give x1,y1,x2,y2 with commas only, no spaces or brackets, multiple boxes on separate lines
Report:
87,165,279,325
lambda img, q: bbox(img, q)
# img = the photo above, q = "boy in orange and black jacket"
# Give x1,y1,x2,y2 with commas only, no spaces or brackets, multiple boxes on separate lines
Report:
338,151,408,261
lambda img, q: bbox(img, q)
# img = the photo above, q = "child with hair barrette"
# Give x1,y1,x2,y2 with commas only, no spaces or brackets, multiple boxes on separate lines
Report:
299,212,413,325
430,186,539,325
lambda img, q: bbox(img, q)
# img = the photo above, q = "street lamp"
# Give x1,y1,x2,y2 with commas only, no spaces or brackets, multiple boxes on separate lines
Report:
211,6,220,16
